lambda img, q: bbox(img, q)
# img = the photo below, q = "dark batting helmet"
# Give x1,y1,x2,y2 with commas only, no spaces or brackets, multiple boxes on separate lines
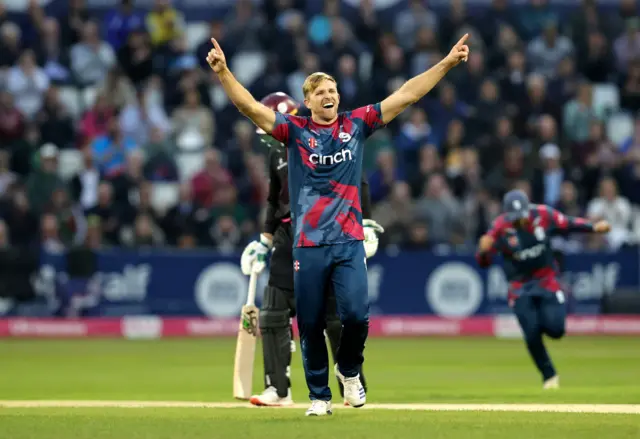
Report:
503,189,531,222
257,92,300,147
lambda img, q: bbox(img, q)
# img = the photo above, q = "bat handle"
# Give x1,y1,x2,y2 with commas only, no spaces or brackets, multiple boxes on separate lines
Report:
246,270,258,306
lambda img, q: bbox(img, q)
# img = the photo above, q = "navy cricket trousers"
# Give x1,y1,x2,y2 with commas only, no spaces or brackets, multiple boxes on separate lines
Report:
292,241,369,401
513,283,567,381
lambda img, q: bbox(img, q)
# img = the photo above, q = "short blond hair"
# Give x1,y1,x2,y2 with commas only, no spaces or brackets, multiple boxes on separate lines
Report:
302,72,337,98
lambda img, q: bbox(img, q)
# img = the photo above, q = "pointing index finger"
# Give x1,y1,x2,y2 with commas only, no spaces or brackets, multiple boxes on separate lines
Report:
456,33,469,48
211,38,222,51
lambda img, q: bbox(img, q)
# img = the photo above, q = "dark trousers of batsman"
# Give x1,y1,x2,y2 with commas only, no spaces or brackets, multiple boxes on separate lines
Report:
259,224,367,398
293,241,369,401
513,282,567,381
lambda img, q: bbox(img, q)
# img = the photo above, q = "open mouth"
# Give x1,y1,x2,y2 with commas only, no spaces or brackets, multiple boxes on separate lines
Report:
322,102,335,109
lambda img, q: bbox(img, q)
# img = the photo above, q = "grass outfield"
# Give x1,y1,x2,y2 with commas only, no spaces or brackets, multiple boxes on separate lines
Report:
0,337,639,438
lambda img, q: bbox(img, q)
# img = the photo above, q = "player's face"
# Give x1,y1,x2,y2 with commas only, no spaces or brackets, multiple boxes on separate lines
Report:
514,217,530,228
305,79,340,123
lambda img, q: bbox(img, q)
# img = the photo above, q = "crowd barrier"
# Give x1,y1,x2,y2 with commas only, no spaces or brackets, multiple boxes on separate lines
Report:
0,248,638,337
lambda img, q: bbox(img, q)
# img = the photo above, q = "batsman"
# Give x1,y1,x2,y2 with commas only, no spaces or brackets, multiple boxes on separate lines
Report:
476,190,611,388
240,92,383,407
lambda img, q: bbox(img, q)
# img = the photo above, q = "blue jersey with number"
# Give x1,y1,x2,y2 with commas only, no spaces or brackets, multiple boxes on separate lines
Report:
269,104,384,247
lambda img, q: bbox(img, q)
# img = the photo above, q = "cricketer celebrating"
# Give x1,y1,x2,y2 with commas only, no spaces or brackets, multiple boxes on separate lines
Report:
476,190,611,388
241,92,382,407
207,34,470,416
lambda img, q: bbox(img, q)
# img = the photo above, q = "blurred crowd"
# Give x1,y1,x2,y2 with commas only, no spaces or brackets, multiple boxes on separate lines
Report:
0,0,639,255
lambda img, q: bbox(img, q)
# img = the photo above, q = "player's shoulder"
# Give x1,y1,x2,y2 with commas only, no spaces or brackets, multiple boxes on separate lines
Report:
345,103,381,119
276,112,310,130
490,214,509,232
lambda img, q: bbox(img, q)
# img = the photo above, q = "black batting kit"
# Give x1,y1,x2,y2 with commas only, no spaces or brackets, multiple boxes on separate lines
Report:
260,144,371,398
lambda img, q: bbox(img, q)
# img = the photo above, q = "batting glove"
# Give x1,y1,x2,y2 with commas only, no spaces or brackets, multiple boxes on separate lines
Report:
240,234,272,275
363,219,384,258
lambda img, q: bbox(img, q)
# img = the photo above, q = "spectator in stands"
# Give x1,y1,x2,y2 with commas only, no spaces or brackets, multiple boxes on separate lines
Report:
0,150,16,196
548,57,579,106
49,187,87,247
394,107,435,169
209,185,248,230
424,82,468,146
486,145,533,197
532,143,565,206
619,58,640,113
470,78,503,139
79,92,115,143
452,51,486,104
368,149,404,204
0,219,9,249
109,149,145,209
619,144,640,206
0,21,21,69
516,74,558,139
409,144,442,198
334,54,365,110
0,91,25,146
91,118,137,176
587,177,632,250
36,17,72,85
210,214,242,254
476,116,519,172
59,0,91,47
441,119,468,177
6,50,49,120
98,67,136,111
527,20,574,78
373,181,414,248
146,0,184,49
498,51,527,110
143,127,178,182
70,147,99,210
119,87,171,147
85,181,121,245
40,213,64,253
122,181,161,230
563,81,604,144
104,0,145,51
131,212,163,247
414,173,462,245
171,89,215,148
394,0,438,51
27,143,65,215
161,182,199,246
117,28,154,86
70,21,116,87
580,30,615,84
4,189,38,247
36,87,75,149
614,18,640,73
190,148,232,209
225,0,266,53
487,23,522,72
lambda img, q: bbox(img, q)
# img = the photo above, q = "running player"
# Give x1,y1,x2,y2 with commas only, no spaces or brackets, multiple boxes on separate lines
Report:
476,190,611,388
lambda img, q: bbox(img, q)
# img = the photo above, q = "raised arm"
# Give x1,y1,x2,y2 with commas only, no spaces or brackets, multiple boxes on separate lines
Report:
206,38,276,134
543,205,611,235
380,34,470,125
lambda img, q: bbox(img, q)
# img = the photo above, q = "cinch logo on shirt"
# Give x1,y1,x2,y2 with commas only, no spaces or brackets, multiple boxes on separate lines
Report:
309,148,354,166
514,243,545,260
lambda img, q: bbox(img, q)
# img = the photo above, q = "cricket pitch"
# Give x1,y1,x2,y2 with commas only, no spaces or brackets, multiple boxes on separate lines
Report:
1,400,639,414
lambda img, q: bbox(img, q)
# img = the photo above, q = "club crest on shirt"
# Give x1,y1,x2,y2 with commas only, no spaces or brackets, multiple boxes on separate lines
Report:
308,137,317,149
339,132,352,143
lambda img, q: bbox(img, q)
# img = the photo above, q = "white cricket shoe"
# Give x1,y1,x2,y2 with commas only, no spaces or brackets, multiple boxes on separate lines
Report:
305,400,332,416
543,375,560,390
249,386,293,406
334,364,366,408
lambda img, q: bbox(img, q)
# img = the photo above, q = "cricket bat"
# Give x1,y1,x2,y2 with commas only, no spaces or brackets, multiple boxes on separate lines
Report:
233,270,259,400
